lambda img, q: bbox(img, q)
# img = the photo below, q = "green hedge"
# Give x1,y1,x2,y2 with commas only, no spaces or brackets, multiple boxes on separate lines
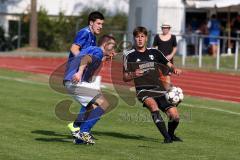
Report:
18,7,127,52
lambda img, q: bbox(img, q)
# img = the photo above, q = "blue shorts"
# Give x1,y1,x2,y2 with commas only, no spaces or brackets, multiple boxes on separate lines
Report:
209,31,220,45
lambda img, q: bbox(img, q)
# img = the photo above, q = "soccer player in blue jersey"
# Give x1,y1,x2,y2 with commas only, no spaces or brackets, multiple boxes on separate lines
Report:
70,11,104,55
64,35,116,144
67,11,105,135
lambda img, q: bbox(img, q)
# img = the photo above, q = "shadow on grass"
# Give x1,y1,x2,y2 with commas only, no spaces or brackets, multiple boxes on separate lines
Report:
31,130,71,138
31,130,159,143
31,130,72,143
92,130,159,142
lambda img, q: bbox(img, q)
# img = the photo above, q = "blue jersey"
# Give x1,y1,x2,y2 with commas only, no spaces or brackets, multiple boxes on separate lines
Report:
209,19,220,34
74,26,96,48
69,26,97,59
64,46,103,82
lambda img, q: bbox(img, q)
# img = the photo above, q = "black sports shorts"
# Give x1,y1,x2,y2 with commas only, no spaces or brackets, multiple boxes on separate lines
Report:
136,87,172,112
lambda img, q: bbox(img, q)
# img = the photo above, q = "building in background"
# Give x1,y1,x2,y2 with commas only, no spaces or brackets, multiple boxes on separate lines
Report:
128,0,240,54
128,0,185,41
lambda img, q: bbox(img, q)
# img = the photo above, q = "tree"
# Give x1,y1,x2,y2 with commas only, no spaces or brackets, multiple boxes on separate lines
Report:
29,0,38,48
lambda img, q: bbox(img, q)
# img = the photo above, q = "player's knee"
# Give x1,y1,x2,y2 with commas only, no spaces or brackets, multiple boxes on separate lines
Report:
95,97,109,110
149,105,159,112
169,114,180,122
166,112,179,122
144,98,159,112
172,116,180,122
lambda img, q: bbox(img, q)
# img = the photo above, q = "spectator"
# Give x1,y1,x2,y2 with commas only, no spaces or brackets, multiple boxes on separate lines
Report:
231,14,240,37
207,14,221,57
152,22,177,88
231,14,240,51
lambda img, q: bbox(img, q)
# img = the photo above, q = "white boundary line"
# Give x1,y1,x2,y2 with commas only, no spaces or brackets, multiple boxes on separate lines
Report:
181,103,240,116
0,75,48,86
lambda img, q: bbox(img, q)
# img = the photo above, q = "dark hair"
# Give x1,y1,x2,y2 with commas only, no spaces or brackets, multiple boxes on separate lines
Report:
133,26,148,37
98,34,116,46
88,11,105,25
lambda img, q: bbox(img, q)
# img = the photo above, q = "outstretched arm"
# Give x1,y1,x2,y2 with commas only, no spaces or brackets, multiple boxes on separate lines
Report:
72,55,92,83
166,62,182,75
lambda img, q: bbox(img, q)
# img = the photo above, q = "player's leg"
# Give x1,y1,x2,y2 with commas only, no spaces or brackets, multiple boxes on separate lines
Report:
165,107,182,141
67,94,94,138
73,106,87,127
67,106,86,136
80,95,108,133
144,97,172,143
74,95,108,144
64,81,100,141
68,105,86,136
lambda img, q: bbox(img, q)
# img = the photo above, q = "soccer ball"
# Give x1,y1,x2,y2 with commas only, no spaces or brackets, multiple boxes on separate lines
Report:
165,86,184,105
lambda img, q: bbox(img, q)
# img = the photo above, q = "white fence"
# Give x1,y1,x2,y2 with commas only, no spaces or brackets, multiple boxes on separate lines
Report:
119,31,240,71
175,34,240,71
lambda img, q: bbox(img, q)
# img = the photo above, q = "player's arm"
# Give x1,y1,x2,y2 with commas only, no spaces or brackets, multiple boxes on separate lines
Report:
156,49,182,75
72,55,92,83
70,30,88,56
70,44,81,56
122,54,143,82
123,69,143,82
166,62,182,75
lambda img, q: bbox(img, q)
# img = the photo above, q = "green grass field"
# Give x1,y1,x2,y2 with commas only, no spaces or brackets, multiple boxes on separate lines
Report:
0,69,240,160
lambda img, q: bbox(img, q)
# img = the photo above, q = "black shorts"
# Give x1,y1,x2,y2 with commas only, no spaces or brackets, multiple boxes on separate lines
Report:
136,88,172,112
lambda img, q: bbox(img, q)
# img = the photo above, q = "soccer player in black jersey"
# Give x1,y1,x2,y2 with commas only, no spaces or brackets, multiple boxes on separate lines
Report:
123,26,182,143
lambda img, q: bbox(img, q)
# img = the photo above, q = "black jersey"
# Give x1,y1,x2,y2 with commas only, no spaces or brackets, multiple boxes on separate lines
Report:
123,48,169,91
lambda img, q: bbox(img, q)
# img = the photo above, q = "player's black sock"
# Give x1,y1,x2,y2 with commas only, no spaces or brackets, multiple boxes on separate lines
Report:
151,111,171,140
168,119,179,137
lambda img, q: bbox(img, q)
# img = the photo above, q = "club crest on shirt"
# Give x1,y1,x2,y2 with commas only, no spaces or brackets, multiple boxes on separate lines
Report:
149,55,154,60
136,58,141,62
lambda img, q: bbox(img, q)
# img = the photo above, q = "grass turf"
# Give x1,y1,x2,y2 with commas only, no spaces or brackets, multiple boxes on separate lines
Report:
0,69,240,160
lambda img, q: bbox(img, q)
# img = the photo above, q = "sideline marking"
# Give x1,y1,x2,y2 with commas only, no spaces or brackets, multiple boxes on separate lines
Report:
182,103,240,116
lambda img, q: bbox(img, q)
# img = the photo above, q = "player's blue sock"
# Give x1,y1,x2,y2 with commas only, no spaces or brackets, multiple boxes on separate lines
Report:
73,106,87,127
80,106,104,133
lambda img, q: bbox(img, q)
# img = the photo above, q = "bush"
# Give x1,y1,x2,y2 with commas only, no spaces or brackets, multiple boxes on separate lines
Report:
17,7,127,52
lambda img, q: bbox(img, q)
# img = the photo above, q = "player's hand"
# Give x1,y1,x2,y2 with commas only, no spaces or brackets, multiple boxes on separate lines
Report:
173,68,182,75
72,72,82,83
134,69,144,77
110,51,117,57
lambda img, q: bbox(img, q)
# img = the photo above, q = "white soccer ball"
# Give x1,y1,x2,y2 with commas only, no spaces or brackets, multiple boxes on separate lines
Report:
165,86,184,105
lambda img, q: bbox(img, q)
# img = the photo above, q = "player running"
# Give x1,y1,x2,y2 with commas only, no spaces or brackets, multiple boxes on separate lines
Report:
67,11,105,137
64,35,116,144
123,26,183,143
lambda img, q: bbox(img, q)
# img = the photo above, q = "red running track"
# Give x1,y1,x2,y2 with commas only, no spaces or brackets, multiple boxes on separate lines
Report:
0,56,240,103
